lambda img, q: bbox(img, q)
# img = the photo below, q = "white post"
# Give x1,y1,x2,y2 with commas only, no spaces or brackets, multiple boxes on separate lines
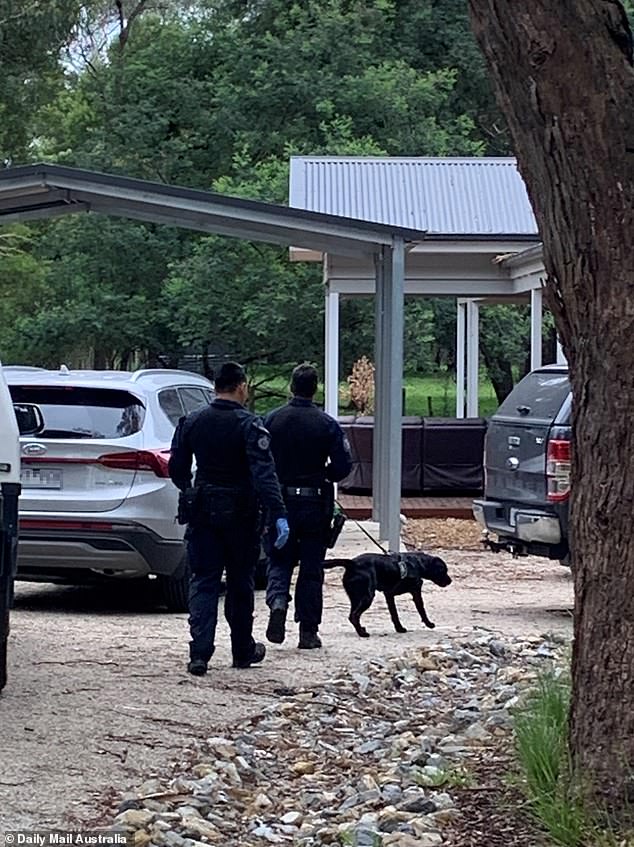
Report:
372,252,387,526
466,300,480,417
530,287,543,371
324,286,340,418
384,239,405,552
372,241,405,550
456,300,467,418
556,336,566,364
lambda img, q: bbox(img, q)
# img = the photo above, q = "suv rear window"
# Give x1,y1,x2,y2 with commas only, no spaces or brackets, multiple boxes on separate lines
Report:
180,386,210,414
9,386,145,439
496,371,570,422
159,388,185,426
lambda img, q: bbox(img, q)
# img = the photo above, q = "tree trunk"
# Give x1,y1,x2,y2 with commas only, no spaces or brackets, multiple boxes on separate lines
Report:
469,0,634,811
480,346,515,404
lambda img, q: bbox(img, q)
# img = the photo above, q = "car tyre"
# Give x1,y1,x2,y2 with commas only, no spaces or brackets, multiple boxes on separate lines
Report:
159,552,191,613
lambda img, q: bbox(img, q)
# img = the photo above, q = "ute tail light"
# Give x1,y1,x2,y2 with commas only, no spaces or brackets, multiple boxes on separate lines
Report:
547,439,571,502
97,449,171,478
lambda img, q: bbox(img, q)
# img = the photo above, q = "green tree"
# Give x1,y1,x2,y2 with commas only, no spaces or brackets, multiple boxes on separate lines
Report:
9,216,186,367
0,0,82,161
0,227,51,362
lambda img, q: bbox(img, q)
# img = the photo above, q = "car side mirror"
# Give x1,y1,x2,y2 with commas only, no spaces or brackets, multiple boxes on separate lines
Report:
14,403,44,436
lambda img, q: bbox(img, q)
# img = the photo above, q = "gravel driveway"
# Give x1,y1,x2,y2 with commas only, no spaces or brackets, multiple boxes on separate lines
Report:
0,522,573,829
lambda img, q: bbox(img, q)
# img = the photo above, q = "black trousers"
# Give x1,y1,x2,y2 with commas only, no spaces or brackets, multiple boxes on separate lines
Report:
187,517,260,664
266,497,330,632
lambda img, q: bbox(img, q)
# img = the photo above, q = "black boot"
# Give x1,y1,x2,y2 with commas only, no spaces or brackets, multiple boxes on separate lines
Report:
232,642,266,668
298,626,322,650
266,599,288,644
187,658,208,676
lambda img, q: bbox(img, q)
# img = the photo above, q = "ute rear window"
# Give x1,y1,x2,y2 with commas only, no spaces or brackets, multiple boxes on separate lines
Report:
9,386,145,439
496,371,570,422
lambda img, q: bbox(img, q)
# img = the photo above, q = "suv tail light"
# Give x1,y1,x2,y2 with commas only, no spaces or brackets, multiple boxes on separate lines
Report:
547,439,571,502
97,449,171,478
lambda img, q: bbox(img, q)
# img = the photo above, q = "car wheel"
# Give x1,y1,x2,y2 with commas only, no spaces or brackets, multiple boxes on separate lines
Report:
159,553,191,613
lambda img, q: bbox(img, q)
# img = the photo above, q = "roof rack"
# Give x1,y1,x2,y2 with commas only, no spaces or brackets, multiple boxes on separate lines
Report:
1,365,48,371
130,368,201,382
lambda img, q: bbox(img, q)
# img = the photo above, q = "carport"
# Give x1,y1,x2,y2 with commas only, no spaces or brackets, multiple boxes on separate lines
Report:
0,163,426,552
0,161,553,552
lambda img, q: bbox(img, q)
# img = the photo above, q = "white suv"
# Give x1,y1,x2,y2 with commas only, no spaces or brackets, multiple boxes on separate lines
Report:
5,366,214,611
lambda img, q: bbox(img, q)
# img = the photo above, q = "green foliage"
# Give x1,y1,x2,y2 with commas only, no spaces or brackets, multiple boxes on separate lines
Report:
163,236,324,367
480,305,531,403
514,669,587,845
0,227,51,362
2,216,185,367
515,671,571,797
0,0,81,161
513,669,634,846
392,0,511,153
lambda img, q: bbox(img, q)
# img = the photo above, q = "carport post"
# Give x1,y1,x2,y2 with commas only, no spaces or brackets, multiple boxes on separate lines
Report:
456,300,467,418
384,238,405,551
373,240,405,550
324,283,340,418
530,288,543,371
372,250,388,527
466,300,480,417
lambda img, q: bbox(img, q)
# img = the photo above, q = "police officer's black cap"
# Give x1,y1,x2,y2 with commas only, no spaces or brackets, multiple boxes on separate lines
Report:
215,362,247,392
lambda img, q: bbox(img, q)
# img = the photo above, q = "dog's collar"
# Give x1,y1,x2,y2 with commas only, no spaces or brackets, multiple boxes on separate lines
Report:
397,555,408,580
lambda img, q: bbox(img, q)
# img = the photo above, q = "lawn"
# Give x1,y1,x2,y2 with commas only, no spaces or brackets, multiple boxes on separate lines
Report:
251,371,500,418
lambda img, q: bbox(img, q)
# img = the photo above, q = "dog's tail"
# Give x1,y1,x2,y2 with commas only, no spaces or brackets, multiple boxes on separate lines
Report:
323,558,354,570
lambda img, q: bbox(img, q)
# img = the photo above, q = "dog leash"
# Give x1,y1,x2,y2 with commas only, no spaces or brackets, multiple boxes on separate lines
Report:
335,498,394,558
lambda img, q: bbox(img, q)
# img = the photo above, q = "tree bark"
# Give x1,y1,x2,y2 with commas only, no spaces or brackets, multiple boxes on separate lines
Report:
468,0,634,811
480,346,515,404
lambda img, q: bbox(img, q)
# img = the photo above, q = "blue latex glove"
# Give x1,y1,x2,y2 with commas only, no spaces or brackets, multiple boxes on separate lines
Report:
274,517,290,549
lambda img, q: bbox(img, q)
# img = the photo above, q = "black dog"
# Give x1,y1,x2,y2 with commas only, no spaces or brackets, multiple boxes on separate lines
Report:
324,552,452,638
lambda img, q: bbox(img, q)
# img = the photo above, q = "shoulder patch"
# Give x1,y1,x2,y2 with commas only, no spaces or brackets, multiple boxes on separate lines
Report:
253,422,271,451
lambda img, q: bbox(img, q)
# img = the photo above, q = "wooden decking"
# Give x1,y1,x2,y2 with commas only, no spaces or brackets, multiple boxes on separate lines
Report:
338,493,476,520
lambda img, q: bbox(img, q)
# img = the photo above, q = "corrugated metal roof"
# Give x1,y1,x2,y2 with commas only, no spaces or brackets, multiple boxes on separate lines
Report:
289,156,538,238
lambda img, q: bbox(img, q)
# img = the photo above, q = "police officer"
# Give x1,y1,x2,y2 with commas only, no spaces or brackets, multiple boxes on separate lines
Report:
168,362,289,675
264,363,352,649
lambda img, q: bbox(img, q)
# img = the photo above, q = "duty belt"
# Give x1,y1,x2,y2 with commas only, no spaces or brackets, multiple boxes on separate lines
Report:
284,486,324,497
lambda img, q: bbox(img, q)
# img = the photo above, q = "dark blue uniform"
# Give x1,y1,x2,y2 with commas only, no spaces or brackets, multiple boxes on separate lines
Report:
169,399,286,666
264,398,352,633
